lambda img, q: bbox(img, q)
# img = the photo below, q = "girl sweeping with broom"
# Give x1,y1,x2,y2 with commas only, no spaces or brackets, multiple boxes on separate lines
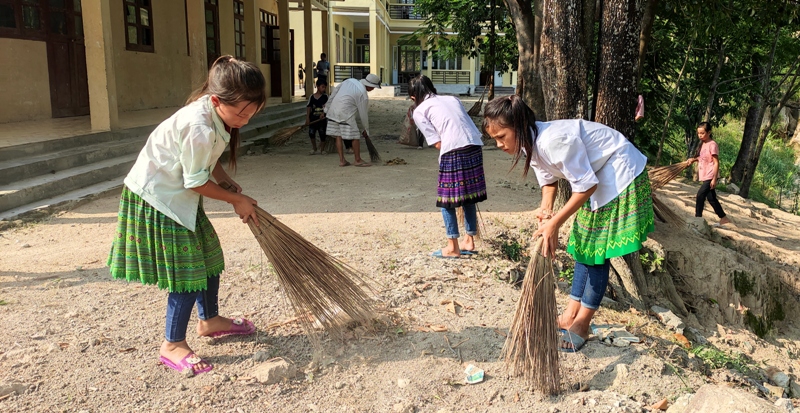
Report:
483,95,654,352
409,75,487,258
107,55,266,375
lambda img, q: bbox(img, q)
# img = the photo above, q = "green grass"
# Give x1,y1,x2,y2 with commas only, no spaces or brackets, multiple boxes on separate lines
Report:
690,345,753,374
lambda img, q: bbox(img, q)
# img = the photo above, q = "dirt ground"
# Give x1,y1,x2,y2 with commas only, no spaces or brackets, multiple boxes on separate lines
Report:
2,97,800,413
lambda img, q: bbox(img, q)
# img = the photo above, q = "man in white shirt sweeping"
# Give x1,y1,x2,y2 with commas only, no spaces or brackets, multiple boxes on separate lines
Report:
324,73,381,167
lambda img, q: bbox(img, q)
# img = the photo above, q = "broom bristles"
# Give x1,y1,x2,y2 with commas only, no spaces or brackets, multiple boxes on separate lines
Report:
651,194,684,226
648,160,692,191
322,136,337,153
225,185,378,346
456,204,485,239
467,101,483,117
364,135,382,163
270,125,304,146
501,237,561,395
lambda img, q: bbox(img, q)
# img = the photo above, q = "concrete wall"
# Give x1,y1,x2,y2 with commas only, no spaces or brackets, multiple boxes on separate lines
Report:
330,15,355,66
0,39,51,123
109,1,194,112
289,9,325,89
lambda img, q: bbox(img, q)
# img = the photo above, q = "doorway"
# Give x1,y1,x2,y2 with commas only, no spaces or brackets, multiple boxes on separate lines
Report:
46,0,89,118
267,27,294,98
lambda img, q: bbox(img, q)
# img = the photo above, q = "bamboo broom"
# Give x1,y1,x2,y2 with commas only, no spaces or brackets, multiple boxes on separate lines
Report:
648,159,692,191
364,134,382,163
501,237,561,395
467,86,488,117
219,182,378,343
456,204,485,239
651,194,684,226
270,118,327,147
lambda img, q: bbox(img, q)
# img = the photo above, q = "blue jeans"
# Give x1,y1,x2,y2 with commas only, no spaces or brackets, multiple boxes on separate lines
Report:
165,276,220,342
569,261,610,310
441,203,477,239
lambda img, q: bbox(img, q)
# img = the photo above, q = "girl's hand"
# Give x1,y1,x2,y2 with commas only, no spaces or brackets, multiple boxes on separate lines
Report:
710,178,717,189
219,178,242,193
688,157,698,164
532,219,559,259
232,194,259,226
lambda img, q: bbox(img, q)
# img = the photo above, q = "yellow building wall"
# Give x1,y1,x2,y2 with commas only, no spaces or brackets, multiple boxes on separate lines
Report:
0,39,51,123
256,0,278,97
289,9,325,88
110,1,194,112
330,15,356,66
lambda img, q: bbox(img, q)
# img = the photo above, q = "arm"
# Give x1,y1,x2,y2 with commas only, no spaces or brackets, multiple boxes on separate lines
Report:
190,179,259,226
534,184,597,258
357,93,370,136
710,155,720,188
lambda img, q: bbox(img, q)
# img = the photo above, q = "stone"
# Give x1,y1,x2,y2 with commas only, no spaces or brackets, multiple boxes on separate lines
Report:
649,398,669,410
250,358,297,384
727,183,740,194
0,382,28,397
177,383,187,391
557,281,570,294
397,378,410,388
651,305,686,332
393,402,415,413
334,381,346,390
789,379,800,399
728,194,748,203
612,338,631,347
684,385,784,412
767,367,791,388
684,327,708,346
252,351,271,362
774,398,794,412
685,217,711,238
765,382,786,398
666,394,693,413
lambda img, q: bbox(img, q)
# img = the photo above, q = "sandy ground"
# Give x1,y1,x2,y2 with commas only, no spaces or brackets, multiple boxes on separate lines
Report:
2,98,800,413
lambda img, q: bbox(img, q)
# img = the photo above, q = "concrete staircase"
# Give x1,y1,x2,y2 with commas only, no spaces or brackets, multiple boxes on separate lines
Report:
0,101,306,222
474,85,517,96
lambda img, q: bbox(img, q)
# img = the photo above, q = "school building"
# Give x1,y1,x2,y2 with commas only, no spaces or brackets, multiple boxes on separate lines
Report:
0,0,515,130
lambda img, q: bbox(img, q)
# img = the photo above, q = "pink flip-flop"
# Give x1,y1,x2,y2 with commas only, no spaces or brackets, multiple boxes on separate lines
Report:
159,353,213,376
207,317,256,338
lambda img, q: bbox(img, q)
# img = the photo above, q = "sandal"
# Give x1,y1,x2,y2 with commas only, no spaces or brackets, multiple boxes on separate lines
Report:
559,330,587,353
206,317,256,338
159,353,213,376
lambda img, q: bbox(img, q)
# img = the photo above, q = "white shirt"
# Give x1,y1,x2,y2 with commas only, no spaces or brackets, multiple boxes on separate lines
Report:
529,119,647,210
324,78,370,134
412,95,483,162
124,95,230,232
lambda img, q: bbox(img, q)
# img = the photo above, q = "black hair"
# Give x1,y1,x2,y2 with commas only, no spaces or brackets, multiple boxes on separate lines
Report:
698,121,713,137
408,75,437,104
187,55,267,170
316,79,326,88
482,95,539,178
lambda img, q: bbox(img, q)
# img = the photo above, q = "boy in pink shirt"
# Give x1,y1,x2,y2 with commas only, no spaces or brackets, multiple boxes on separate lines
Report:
689,122,731,226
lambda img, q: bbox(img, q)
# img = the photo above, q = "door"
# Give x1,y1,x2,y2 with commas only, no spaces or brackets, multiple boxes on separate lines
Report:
205,0,220,68
47,0,89,118
397,44,421,86
267,26,294,98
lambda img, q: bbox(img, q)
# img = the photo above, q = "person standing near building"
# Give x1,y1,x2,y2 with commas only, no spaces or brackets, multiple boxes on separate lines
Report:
324,74,381,167
316,53,330,90
298,63,305,93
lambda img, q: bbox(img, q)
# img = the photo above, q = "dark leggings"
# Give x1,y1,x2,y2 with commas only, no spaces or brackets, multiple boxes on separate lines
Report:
695,180,727,218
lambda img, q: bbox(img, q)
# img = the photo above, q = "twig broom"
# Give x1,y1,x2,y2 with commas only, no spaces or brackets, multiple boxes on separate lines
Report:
651,193,684,226
648,159,692,191
270,118,327,147
364,134,382,163
456,204,485,239
467,86,488,117
501,237,561,395
220,182,378,344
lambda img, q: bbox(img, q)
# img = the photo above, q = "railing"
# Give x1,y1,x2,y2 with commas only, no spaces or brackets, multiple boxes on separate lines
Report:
388,4,424,20
430,70,471,84
334,64,371,83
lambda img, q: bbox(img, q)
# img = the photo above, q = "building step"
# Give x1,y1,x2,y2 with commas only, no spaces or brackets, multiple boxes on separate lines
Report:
0,136,146,186
0,154,136,213
0,125,153,163
0,176,124,223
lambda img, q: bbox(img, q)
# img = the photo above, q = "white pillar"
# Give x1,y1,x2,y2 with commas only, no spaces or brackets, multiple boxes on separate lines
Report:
304,0,314,92
369,7,378,76
278,0,291,102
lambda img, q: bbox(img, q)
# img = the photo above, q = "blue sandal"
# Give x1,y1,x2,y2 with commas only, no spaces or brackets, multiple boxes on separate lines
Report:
431,250,460,259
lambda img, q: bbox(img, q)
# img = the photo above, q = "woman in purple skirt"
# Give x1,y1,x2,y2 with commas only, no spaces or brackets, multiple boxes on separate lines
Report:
409,75,487,258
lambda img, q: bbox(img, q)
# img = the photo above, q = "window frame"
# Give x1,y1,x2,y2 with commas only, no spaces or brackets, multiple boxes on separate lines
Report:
233,0,244,60
0,0,65,41
124,0,154,53
259,9,277,64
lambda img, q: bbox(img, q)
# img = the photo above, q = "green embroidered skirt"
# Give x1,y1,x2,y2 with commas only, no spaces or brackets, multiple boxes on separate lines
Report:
107,187,225,293
567,172,655,265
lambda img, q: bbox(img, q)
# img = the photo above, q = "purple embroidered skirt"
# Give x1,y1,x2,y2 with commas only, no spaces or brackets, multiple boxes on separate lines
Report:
436,145,487,209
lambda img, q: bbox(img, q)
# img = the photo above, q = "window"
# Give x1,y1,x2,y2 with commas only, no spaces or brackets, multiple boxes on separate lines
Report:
205,0,220,68
431,50,462,70
233,0,244,59
335,32,340,62
124,0,154,52
1,0,82,40
348,31,353,63
259,10,276,64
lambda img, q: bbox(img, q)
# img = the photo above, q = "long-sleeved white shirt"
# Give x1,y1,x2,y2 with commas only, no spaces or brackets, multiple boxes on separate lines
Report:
412,94,483,162
323,78,370,134
529,119,647,210
123,95,230,231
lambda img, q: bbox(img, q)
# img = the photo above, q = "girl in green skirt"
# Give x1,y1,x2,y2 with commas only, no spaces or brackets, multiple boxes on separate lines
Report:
482,96,654,352
107,56,266,375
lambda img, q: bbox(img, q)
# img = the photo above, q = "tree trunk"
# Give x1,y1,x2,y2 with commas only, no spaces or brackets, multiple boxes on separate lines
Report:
593,0,644,141
637,0,659,83
539,0,590,120
703,40,726,122
504,0,545,116
488,0,496,101
730,102,763,184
